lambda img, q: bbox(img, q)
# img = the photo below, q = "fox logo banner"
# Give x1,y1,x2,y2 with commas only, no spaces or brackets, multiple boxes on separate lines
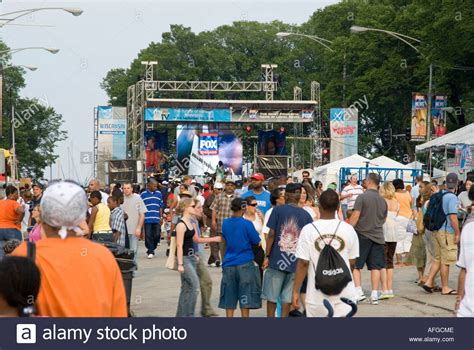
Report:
199,134,219,155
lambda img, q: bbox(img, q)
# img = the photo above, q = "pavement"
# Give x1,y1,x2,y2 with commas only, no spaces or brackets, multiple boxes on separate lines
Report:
130,241,460,317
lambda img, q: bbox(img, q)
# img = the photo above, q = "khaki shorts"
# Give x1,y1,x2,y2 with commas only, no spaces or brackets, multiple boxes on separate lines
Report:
432,230,458,265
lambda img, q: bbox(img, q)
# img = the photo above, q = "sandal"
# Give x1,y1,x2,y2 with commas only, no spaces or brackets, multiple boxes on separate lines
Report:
433,286,442,292
441,289,457,295
422,284,434,293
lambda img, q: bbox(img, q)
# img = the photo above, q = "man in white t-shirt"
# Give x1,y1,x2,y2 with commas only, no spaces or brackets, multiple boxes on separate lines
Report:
293,189,359,317
455,220,474,317
340,174,364,219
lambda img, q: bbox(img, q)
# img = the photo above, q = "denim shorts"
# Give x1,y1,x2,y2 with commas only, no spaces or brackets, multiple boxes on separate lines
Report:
218,260,262,310
261,268,295,304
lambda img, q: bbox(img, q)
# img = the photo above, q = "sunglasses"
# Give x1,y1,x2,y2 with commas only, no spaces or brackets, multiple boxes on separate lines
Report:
248,203,258,207
216,188,223,191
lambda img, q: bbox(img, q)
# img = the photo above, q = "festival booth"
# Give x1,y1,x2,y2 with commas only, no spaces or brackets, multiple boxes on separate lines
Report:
415,123,474,179
370,156,416,183
337,155,421,191
406,161,445,180
313,154,370,188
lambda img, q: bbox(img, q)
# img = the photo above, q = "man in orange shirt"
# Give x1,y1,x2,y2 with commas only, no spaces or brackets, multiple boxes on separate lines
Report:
13,180,127,317
0,185,24,258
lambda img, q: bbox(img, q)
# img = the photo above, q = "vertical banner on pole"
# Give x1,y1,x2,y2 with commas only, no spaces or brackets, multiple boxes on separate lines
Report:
432,95,448,138
411,93,428,141
330,108,358,162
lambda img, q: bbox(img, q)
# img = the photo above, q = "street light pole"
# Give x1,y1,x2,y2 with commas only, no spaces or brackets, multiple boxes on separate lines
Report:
0,7,83,27
427,63,433,141
350,25,436,174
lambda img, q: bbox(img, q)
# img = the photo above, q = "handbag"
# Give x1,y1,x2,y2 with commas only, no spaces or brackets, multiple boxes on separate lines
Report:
416,211,425,235
165,236,178,270
406,219,418,235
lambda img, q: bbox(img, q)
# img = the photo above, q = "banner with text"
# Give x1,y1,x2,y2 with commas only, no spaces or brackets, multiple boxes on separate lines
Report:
145,108,314,123
411,93,428,142
97,106,127,160
330,108,358,162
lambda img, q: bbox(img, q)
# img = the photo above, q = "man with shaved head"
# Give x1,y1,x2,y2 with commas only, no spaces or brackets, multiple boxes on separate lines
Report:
88,179,109,205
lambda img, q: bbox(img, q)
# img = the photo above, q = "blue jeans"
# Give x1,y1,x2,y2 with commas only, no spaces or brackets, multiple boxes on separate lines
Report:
176,256,200,317
0,228,22,258
341,204,348,220
144,223,160,255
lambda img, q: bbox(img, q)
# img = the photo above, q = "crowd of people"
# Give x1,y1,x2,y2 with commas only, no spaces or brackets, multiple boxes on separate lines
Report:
0,170,472,318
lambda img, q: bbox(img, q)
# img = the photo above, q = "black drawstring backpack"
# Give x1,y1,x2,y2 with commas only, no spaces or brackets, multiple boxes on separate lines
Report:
312,221,352,296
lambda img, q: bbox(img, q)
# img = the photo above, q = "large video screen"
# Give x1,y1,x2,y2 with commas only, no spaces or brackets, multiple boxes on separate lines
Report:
175,125,242,177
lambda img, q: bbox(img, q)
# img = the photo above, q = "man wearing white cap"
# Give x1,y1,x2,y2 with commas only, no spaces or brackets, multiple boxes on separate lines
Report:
13,180,127,317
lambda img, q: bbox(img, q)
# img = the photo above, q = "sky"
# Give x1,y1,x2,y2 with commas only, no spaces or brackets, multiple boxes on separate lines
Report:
1,0,339,184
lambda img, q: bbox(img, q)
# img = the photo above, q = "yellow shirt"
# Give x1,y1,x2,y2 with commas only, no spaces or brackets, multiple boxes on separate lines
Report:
93,202,111,232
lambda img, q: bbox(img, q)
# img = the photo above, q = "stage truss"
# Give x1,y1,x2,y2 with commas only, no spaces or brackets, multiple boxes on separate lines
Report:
125,62,322,170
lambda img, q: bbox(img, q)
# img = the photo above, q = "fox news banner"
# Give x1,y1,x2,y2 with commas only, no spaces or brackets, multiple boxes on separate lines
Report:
0,318,472,350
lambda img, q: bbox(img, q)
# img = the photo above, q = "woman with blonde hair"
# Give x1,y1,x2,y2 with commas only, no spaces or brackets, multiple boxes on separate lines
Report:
175,198,221,317
379,182,399,299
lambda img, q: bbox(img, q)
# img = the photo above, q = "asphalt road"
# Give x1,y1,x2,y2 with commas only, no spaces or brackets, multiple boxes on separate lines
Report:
130,241,459,317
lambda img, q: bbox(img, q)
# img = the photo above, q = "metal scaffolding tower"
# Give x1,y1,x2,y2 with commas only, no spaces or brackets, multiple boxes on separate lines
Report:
126,61,279,161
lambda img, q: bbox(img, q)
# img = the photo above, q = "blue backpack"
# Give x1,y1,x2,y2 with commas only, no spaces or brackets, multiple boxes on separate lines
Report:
423,191,455,231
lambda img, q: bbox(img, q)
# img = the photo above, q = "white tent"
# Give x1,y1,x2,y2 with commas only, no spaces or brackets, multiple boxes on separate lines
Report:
406,161,445,179
368,155,417,183
314,154,370,187
371,155,410,169
415,123,474,152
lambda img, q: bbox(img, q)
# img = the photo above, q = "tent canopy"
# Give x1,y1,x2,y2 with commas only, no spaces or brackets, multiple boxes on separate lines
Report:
415,123,474,152
371,155,411,169
314,154,370,187
406,161,445,179
315,154,370,173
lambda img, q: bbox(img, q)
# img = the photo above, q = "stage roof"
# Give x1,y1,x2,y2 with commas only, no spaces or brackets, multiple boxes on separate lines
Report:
145,98,317,123
147,98,317,109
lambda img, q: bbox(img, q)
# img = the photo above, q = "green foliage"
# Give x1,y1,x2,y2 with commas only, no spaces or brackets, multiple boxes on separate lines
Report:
1,64,67,178
101,1,474,163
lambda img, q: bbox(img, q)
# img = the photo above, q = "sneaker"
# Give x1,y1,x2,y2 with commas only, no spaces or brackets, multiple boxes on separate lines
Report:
369,296,379,305
208,262,216,267
147,254,154,259
357,293,366,302
215,260,221,268
379,291,394,300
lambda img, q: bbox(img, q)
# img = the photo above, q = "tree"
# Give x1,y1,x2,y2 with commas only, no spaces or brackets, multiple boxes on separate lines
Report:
1,60,67,178
101,1,474,164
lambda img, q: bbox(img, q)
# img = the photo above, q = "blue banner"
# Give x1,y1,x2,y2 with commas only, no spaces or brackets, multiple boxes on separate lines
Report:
97,106,127,160
145,108,232,122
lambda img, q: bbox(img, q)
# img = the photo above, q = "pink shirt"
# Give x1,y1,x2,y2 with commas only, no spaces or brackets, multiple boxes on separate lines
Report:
29,224,42,243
